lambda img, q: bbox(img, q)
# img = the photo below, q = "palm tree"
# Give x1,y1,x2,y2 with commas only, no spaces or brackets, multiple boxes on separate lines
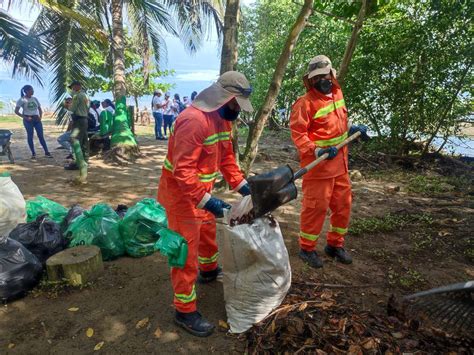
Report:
30,0,224,102
0,10,44,83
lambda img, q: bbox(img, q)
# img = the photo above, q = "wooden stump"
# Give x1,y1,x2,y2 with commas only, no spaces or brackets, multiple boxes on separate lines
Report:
46,246,104,286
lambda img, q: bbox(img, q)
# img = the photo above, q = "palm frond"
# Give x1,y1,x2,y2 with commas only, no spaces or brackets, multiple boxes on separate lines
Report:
0,10,45,84
37,0,108,44
161,0,224,54
31,7,95,103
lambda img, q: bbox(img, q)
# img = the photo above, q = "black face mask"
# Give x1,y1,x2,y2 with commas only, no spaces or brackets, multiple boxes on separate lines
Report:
314,79,333,94
218,104,240,121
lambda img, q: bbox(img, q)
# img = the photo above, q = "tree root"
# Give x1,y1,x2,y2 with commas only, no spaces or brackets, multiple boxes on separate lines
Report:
103,144,141,165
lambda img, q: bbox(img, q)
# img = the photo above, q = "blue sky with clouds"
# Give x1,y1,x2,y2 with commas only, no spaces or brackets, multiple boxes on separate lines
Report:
0,1,253,112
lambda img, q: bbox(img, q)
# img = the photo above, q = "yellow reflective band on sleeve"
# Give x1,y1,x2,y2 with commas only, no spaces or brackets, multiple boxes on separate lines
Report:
163,157,173,172
175,286,196,304
314,132,348,147
198,171,220,182
330,225,348,235
203,131,231,146
300,231,319,241
198,252,219,264
313,99,345,119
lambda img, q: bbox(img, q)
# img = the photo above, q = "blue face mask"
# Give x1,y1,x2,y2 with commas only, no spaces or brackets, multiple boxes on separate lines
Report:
218,104,240,121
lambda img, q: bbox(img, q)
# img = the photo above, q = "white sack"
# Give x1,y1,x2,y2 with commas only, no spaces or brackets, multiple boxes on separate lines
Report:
0,175,26,237
217,196,291,333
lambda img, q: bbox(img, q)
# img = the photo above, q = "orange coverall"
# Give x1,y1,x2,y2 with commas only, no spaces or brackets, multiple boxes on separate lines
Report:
157,106,245,313
289,80,352,251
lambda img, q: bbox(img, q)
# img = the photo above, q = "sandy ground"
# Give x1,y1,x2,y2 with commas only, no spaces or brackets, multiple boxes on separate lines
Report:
0,118,473,353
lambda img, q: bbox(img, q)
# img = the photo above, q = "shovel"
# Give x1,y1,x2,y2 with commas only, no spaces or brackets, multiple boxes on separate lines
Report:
248,131,361,218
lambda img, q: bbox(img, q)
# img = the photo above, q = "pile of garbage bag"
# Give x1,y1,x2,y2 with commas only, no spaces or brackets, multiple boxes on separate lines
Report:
9,214,67,264
0,172,26,237
66,204,125,261
0,178,189,302
0,237,42,301
120,198,167,258
26,195,68,224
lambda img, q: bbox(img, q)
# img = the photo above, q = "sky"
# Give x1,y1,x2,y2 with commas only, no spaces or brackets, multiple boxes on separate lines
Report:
0,1,254,113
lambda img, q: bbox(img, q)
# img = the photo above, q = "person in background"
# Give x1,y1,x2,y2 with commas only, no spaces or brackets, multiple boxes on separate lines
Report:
101,99,115,115
152,89,165,140
183,96,190,108
163,92,174,138
65,80,89,170
173,93,185,116
88,100,101,131
57,97,74,159
190,91,198,104
14,85,52,159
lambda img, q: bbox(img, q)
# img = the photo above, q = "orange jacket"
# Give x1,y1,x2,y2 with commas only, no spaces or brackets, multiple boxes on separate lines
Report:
290,81,349,179
158,106,245,217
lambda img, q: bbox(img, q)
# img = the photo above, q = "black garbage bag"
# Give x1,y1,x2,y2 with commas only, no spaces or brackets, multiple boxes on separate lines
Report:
61,205,85,232
9,215,67,264
115,204,128,219
0,237,42,302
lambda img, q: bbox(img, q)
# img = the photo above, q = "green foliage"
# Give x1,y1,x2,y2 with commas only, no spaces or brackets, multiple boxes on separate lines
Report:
346,0,472,152
238,1,350,119
83,32,174,98
350,213,433,236
238,0,472,152
0,11,44,84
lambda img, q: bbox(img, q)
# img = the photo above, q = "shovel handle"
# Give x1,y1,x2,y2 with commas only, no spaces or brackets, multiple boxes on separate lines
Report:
293,131,361,180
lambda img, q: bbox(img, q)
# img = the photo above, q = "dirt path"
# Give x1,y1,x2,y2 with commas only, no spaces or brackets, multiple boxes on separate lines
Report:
0,120,472,353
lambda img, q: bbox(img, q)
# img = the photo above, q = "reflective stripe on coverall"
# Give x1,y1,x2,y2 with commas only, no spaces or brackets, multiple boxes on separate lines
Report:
289,80,352,250
157,105,245,312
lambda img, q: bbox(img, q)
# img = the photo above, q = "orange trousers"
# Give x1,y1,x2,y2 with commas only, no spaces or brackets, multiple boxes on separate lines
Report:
299,173,352,251
167,212,218,313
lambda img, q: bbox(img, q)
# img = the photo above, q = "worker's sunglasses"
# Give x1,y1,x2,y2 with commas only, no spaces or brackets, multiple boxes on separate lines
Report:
224,85,253,97
309,61,330,71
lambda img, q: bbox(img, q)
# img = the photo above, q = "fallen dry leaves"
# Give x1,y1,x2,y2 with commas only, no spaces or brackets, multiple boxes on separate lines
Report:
244,275,474,354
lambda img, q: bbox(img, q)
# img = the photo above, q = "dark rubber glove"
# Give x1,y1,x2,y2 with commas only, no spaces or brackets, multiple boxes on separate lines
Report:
203,197,231,218
317,146,338,160
238,183,251,196
349,125,370,141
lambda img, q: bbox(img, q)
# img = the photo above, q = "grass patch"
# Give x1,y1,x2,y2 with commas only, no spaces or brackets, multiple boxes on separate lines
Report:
0,115,21,123
351,213,433,236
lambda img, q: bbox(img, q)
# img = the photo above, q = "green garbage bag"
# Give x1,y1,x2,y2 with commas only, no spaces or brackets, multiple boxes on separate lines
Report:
66,204,124,261
120,198,168,258
26,196,68,224
154,228,188,268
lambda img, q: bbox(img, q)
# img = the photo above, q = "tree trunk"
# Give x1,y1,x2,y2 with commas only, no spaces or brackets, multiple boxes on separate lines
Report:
46,246,103,286
111,0,126,99
134,95,140,123
220,0,241,164
337,0,368,85
241,0,314,175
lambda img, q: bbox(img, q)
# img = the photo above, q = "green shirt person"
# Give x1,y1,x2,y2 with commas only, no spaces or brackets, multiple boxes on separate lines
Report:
70,83,89,118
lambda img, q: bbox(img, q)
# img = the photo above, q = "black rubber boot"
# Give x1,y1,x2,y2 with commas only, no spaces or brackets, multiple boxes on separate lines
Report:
64,162,79,170
198,266,222,284
324,245,353,264
174,311,215,337
298,250,323,268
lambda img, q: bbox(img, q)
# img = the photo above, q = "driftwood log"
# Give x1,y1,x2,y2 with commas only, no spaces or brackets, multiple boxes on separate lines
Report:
46,245,103,286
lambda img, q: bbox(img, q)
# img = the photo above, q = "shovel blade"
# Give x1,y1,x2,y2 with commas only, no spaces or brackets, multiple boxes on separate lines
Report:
248,165,298,217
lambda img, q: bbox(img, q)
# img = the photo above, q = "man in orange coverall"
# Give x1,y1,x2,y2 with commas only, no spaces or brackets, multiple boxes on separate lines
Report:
290,55,369,269
157,71,253,337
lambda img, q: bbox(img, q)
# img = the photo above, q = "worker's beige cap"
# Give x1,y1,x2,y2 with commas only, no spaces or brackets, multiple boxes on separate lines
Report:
305,55,337,79
192,71,254,113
